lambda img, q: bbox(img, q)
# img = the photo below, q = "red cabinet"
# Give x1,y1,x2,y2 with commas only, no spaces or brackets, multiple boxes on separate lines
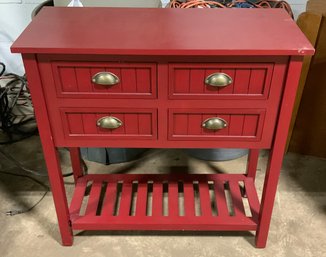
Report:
11,8,314,248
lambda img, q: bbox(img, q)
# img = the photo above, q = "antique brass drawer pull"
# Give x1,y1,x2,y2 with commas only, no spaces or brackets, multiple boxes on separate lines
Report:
202,117,227,130
96,116,123,129
205,73,233,87
92,72,120,86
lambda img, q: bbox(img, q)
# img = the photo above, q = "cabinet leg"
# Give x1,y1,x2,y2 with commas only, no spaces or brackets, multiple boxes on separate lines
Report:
246,149,260,181
44,147,73,246
255,146,284,248
23,54,73,245
255,57,304,248
69,147,84,183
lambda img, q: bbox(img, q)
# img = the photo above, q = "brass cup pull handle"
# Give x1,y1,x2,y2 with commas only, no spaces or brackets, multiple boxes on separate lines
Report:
91,72,120,86
96,116,123,129
205,73,233,87
202,117,228,130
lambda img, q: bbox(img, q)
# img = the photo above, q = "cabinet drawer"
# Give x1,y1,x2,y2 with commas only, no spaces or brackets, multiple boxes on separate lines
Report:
169,63,273,99
60,108,157,140
169,109,265,141
52,62,157,98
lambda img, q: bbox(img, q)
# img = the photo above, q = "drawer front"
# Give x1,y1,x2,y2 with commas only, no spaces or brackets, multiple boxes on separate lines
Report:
169,109,265,141
52,62,157,98
61,108,157,140
169,63,273,99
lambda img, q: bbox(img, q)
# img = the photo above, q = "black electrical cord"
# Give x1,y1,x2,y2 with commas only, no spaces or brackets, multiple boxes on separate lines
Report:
0,147,47,177
0,62,5,76
0,170,49,216
0,62,37,144
0,147,85,177
0,62,88,215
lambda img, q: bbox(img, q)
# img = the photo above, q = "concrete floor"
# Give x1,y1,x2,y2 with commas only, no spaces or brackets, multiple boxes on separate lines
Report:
0,135,326,257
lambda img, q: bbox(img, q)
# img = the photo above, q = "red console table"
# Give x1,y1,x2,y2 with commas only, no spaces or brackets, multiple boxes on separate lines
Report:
11,7,314,247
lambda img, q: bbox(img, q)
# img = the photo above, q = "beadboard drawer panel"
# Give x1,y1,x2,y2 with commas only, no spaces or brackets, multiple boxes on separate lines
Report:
169,108,265,141
60,108,157,140
52,62,157,98
169,63,274,99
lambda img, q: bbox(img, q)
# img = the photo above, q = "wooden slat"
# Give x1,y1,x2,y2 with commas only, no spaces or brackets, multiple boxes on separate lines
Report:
136,68,151,93
80,174,247,184
82,114,98,134
189,69,206,94
136,183,148,217
72,216,257,231
101,182,117,216
244,178,260,223
183,182,195,216
123,114,139,135
215,180,229,217
85,181,102,216
228,180,246,217
121,68,137,93
59,67,78,92
199,182,212,216
174,69,190,93
152,182,163,216
229,115,245,136
70,175,260,231
69,178,87,217
248,69,266,94
138,113,152,135
118,184,132,216
233,69,250,94
75,67,92,92
67,114,84,134
169,182,179,216
187,114,202,135
173,114,188,135
242,115,259,136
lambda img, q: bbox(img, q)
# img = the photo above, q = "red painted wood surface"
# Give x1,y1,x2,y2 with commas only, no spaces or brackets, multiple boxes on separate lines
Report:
69,147,83,183
256,57,304,248
22,54,73,246
246,149,260,180
53,61,156,98
169,63,273,99
169,108,265,141
11,8,314,56
61,107,157,140
69,174,260,231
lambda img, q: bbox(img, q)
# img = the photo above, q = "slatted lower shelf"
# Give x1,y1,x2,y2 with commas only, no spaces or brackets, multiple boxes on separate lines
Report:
69,174,260,231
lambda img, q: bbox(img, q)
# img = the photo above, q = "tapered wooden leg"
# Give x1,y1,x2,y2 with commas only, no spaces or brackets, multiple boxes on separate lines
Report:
255,145,284,248
246,149,260,181
255,57,303,248
23,55,73,246
69,147,84,183
44,147,73,246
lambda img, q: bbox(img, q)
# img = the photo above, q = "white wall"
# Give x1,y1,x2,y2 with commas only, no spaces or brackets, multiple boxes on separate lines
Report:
0,0,44,74
0,0,308,75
